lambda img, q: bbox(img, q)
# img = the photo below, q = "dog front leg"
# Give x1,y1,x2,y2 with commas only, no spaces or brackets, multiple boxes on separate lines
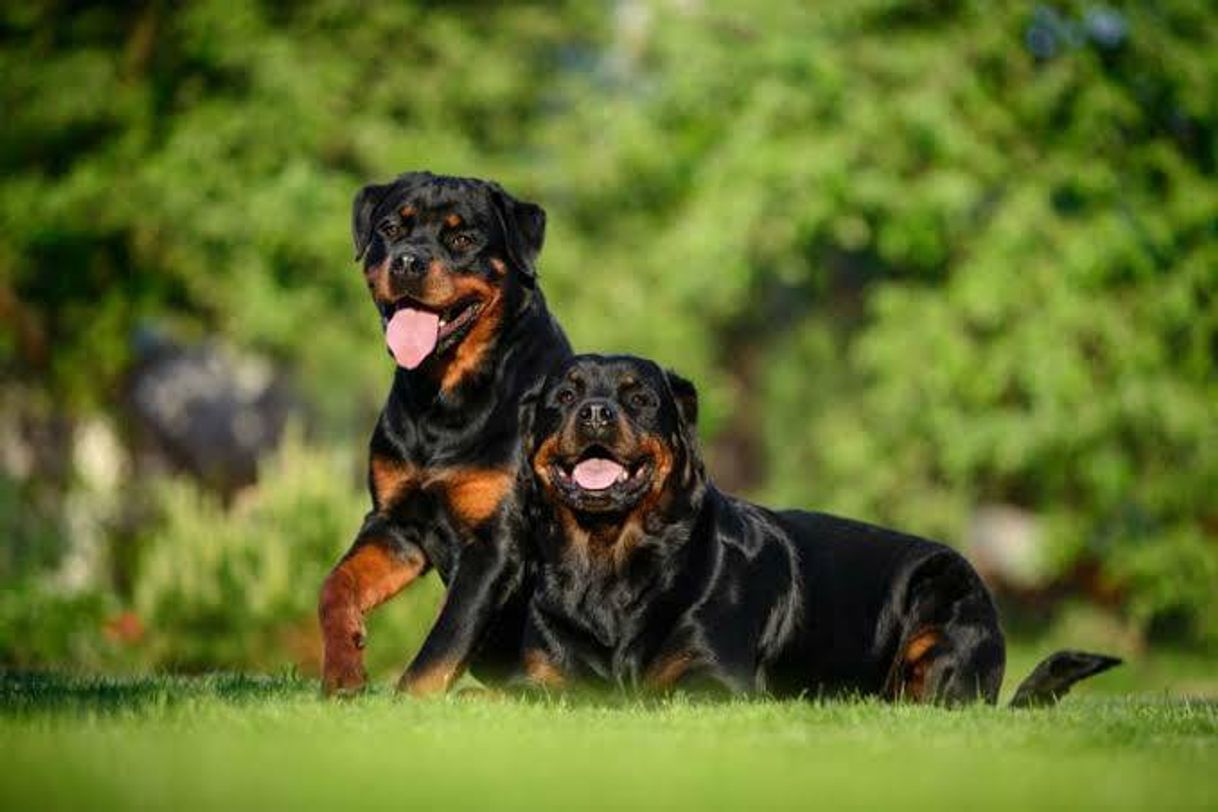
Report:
319,514,429,696
396,539,517,696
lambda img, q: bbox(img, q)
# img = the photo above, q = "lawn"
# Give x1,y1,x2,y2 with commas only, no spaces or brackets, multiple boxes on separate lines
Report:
1,661,1216,812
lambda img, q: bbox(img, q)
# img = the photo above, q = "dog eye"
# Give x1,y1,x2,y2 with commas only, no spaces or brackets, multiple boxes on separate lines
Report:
556,388,576,406
379,222,402,239
628,392,653,409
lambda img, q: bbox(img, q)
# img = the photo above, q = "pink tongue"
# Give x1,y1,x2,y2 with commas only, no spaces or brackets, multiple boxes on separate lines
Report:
572,458,626,491
385,308,440,369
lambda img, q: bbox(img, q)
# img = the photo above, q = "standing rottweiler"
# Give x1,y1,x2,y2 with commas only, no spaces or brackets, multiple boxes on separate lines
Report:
518,354,1118,705
318,172,571,696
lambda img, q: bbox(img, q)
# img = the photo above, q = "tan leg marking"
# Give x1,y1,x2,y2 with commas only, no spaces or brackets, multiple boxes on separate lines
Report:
319,543,426,696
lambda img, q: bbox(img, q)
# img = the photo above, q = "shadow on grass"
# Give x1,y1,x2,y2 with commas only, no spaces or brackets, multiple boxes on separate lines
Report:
0,670,316,716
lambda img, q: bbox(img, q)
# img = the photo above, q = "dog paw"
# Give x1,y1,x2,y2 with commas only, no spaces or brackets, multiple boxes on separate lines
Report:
321,643,368,697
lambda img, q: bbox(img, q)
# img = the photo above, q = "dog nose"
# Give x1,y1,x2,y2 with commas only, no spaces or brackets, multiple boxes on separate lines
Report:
578,400,616,433
390,252,425,277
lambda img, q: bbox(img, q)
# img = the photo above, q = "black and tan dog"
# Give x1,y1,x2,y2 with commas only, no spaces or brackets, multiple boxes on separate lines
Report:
518,354,1118,705
318,172,571,696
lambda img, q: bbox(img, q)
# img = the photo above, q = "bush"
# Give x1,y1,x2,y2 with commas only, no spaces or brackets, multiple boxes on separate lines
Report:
0,581,117,671
131,435,442,675
2,0,1216,655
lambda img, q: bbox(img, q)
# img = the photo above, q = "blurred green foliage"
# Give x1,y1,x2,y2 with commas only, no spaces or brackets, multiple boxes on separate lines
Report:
132,434,442,673
1,0,1216,670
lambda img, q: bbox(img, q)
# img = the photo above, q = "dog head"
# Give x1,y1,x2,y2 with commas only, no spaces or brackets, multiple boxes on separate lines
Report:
351,171,546,382
523,355,703,523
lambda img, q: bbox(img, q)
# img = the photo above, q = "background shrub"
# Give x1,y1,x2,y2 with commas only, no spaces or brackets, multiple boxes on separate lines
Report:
1,0,1215,670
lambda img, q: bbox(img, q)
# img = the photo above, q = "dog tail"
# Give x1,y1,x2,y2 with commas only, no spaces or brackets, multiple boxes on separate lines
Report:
1008,650,1122,708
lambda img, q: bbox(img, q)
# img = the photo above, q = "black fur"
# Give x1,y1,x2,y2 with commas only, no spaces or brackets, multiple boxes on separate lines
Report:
518,354,1119,705
1009,650,1122,708
319,172,571,696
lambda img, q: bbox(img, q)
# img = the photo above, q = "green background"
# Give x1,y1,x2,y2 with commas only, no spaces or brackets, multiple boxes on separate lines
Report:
1,0,1216,678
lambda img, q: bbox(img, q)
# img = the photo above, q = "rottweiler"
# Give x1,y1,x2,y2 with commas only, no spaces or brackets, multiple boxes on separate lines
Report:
517,354,1119,706
318,172,571,696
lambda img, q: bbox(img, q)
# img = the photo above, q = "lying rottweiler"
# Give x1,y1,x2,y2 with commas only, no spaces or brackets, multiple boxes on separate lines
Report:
518,354,1119,705
318,172,571,696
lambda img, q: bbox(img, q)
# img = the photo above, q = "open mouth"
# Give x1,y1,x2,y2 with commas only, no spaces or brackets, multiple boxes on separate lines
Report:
434,297,483,342
549,445,653,510
382,295,484,369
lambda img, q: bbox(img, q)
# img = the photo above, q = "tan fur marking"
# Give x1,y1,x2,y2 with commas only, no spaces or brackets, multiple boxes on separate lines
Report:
904,629,940,664
440,276,503,392
399,659,464,696
370,460,514,527
899,628,942,701
645,651,696,690
633,434,675,516
370,456,417,510
444,212,463,228
531,434,562,488
418,260,459,303
367,257,395,306
370,259,461,312
443,467,514,527
548,505,647,572
344,544,425,612
319,542,427,695
523,649,568,690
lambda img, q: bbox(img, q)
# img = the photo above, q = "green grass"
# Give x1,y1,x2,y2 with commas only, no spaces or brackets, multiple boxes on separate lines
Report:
1,670,1216,811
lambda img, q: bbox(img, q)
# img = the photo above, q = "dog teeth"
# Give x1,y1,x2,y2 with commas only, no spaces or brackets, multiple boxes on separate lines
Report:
616,469,628,484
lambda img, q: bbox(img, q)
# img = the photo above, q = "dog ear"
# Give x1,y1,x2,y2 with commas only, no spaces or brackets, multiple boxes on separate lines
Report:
663,367,706,491
518,377,547,455
664,369,699,429
351,181,395,262
490,185,546,283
